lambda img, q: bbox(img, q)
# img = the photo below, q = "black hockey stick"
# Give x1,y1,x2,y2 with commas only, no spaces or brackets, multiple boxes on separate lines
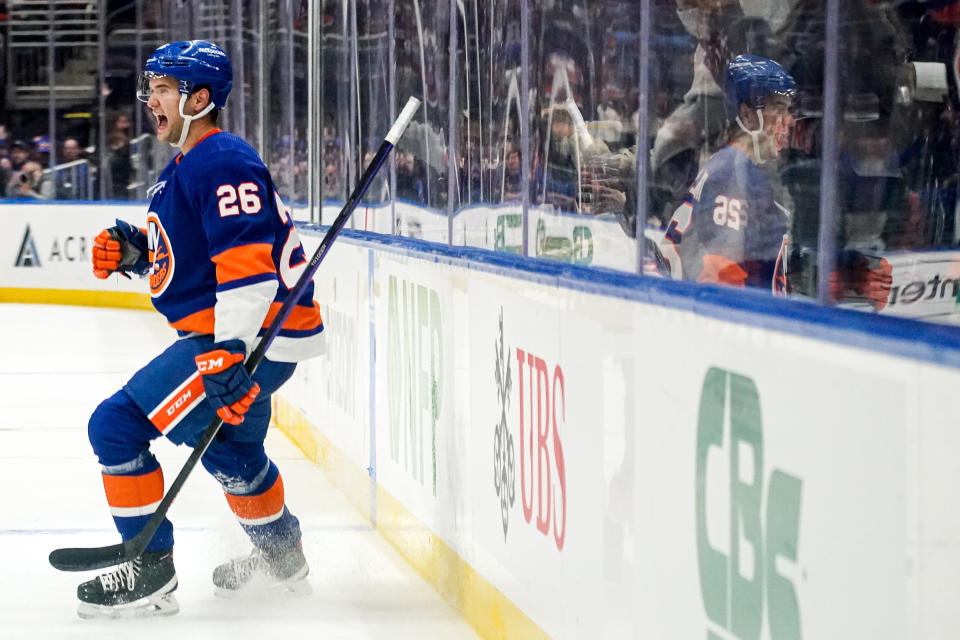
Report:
49,96,422,573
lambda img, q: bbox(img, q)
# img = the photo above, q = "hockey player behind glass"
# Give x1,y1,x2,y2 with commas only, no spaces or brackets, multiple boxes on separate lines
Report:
659,54,795,292
77,40,325,618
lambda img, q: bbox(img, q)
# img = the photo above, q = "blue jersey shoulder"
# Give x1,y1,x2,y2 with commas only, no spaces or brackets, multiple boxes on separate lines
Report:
176,133,275,213
179,133,266,178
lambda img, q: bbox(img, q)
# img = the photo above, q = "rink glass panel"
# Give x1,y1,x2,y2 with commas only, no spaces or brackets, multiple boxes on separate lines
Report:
448,0,524,253
826,5,960,324
393,0,452,242
5,0,960,326
356,0,392,210
648,2,819,297
527,1,640,271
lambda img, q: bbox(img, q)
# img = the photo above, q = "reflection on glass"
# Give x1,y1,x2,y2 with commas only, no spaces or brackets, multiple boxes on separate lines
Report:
358,0,392,215
450,0,524,252
649,2,808,295
825,3,960,324
4,0,960,327
530,1,640,271
393,0,450,241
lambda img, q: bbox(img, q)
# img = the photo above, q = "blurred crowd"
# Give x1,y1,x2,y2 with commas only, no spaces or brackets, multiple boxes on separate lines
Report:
6,0,960,304
0,110,137,201
381,0,960,302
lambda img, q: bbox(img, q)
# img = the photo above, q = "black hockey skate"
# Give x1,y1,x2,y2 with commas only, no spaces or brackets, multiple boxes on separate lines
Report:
212,542,310,596
76,549,178,619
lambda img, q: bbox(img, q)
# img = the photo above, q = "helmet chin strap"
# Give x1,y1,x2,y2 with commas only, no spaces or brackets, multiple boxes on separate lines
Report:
735,108,765,165
173,94,216,148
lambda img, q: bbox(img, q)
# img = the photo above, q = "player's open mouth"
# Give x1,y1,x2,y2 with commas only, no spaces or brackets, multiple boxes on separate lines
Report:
156,115,168,131
774,131,788,151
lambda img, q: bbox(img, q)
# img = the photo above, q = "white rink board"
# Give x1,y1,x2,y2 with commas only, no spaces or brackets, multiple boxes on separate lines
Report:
290,227,958,639
289,236,371,474
0,203,145,293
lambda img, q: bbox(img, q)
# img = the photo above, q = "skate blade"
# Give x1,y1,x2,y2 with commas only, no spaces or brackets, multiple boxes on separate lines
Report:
77,592,179,619
214,566,312,598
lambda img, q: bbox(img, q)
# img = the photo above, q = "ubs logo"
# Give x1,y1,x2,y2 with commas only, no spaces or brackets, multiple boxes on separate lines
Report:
147,213,174,296
493,309,515,540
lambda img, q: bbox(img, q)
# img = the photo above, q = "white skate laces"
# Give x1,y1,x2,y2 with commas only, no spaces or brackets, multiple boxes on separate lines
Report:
98,558,140,592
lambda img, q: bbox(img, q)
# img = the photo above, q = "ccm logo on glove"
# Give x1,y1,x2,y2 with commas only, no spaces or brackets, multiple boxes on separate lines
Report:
197,354,232,373
194,340,260,425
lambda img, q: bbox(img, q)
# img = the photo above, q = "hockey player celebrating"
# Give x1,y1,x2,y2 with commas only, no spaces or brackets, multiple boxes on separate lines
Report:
658,54,795,291
77,40,325,618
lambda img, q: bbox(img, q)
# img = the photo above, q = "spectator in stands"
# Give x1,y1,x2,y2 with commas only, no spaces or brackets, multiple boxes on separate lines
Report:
502,146,523,201
57,137,92,200
32,135,51,165
62,137,84,163
395,150,427,203
107,111,134,199
541,105,580,212
9,161,50,200
9,140,29,172
0,135,16,198
3,140,30,197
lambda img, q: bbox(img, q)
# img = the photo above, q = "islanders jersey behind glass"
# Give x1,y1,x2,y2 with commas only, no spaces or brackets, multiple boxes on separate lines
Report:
659,145,788,294
146,130,324,362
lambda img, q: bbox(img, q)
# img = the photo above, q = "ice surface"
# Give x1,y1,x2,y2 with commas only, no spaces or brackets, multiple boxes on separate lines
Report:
0,303,478,639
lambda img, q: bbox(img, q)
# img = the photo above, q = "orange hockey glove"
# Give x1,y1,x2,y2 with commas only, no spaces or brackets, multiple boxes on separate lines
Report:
195,340,261,425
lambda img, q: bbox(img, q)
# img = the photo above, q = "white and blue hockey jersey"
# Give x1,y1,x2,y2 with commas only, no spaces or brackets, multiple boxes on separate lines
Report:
146,129,324,362
659,144,788,293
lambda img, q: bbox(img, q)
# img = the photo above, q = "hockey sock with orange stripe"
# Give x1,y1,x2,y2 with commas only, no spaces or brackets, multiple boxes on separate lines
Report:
101,456,174,552
222,462,301,550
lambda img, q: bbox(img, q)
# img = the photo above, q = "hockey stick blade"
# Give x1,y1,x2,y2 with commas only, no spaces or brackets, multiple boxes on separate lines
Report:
49,541,131,572
48,96,421,573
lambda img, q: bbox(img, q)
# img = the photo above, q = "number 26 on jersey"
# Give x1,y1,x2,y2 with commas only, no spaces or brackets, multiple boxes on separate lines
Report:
713,195,744,231
217,183,262,217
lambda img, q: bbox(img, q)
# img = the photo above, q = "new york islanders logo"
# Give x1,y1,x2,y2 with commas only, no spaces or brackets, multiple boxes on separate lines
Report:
147,213,175,297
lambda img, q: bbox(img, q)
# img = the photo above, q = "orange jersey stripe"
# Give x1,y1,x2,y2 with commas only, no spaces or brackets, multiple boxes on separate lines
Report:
171,301,323,335
212,243,276,285
170,307,216,334
224,475,285,521
262,300,324,332
102,468,164,509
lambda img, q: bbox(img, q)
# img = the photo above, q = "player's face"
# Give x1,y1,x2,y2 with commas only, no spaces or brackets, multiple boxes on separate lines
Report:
760,96,794,160
145,76,183,144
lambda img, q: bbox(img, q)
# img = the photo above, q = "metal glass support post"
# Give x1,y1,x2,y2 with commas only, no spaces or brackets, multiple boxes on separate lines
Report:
257,0,269,159
98,0,107,200
283,0,296,201
135,0,143,138
635,0,651,274
232,0,247,141
520,0,530,257
47,1,57,167
389,0,397,234
448,0,458,245
348,0,359,226
816,0,840,304
308,0,319,223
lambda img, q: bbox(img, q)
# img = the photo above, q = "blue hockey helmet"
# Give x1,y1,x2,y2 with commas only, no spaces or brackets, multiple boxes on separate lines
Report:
137,40,233,109
724,54,796,119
